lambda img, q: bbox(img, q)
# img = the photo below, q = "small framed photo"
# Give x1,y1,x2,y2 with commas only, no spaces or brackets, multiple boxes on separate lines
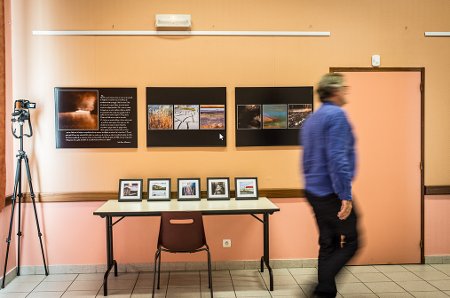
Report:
118,179,143,202
178,178,201,201
235,177,259,200
207,177,230,200
147,178,171,201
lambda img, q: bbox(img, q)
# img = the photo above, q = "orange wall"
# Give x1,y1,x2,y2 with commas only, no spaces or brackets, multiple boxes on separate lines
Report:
19,199,318,265
16,196,450,266
5,0,450,267
9,0,450,192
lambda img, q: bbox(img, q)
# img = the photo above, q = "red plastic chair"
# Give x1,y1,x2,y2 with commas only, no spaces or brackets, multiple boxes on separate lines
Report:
152,211,213,297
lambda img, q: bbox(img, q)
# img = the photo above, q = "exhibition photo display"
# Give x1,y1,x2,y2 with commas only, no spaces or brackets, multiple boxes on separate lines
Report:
235,86,313,146
54,87,138,148
146,87,227,147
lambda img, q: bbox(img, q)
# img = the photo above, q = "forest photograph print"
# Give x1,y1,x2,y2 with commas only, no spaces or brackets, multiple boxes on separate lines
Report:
148,105,173,130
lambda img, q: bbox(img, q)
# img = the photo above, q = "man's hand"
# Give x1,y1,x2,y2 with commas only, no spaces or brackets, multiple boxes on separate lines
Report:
338,200,352,220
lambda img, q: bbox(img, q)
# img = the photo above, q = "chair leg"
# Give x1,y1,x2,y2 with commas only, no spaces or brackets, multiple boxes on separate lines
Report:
207,248,213,297
157,249,162,289
152,249,160,298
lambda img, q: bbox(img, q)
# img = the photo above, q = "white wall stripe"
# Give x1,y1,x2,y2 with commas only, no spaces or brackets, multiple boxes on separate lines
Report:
32,30,331,37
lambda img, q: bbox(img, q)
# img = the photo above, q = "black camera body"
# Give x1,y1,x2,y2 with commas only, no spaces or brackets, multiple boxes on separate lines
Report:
15,99,36,110
11,99,35,138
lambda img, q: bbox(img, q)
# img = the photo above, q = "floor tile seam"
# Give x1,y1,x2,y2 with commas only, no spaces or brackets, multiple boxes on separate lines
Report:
286,267,310,297
128,272,140,296
359,280,378,297
401,263,438,274
163,271,170,297
414,277,442,292
390,277,443,294
363,280,417,295
430,264,450,278
258,269,271,292
336,281,378,297
198,270,210,296
226,270,239,298
353,270,393,283
26,273,49,294
228,270,238,298
32,273,78,295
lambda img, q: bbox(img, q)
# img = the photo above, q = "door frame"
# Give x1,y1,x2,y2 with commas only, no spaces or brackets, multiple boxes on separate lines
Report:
330,67,425,263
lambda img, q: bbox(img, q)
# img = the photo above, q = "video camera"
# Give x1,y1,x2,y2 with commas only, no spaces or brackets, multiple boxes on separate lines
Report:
11,99,35,138
15,99,36,110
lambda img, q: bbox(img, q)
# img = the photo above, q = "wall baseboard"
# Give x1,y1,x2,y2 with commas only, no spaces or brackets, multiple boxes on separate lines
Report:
15,259,317,276
0,267,17,287
9,256,450,277
424,255,450,264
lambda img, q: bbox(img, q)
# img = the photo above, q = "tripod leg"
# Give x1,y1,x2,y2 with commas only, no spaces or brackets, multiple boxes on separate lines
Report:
24,155,48,275
2,199,17,288
17,160,22,276
2,157,22,288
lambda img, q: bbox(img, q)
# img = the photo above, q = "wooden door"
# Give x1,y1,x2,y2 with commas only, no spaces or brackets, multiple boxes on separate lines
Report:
337,70,422,264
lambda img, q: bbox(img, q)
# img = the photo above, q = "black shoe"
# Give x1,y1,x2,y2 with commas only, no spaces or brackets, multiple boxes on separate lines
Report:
313,289,336,298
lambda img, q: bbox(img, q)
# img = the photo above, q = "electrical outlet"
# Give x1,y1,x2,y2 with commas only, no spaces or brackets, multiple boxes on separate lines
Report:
223,239,232,248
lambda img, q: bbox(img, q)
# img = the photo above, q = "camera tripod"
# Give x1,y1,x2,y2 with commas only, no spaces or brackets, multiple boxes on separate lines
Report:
2,107,48,288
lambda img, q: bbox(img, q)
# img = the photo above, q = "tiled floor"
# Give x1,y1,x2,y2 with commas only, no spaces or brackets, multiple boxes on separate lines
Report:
2,264,450,297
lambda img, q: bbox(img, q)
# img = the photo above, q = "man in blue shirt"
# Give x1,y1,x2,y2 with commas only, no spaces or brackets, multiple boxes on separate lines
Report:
301,73,359,298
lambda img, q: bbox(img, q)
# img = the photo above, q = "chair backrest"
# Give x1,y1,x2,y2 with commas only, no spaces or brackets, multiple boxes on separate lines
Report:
158,211,207,252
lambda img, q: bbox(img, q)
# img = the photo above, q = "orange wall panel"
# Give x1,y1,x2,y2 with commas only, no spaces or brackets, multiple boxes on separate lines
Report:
4,0,450,267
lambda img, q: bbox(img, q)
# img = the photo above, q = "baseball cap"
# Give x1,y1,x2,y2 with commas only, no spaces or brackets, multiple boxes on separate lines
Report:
318,73,345,90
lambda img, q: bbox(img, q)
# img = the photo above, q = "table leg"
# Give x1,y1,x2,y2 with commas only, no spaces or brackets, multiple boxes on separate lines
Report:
263,213,274,291
109,216,118,277
103,216,117,296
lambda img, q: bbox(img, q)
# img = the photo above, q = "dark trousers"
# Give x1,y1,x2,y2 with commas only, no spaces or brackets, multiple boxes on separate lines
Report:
305,191,359,298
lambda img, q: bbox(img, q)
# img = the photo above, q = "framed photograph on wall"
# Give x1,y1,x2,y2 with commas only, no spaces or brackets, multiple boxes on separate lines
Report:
147,178,171,201
177,178,201,201
55,87,138,148
235,177,259,200
207,177,230,200
235,87,313,146
118,179,143,202
146,87,227,147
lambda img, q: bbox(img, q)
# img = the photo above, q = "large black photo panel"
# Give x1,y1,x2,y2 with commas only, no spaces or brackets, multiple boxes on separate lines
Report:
235,87,313,146
55,87,138,148
147,87,226,147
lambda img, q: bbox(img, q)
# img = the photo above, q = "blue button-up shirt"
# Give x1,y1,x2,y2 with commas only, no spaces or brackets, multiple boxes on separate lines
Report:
301,102,356,200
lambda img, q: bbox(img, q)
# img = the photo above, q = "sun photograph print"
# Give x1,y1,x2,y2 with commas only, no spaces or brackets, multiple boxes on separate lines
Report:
148,179,171,201
200,105,225,129
263,104,287,129
57,90,99,130
288,104,313,129
174,105,199,130
207,178,230,200
237,105,261,129
235,177,258,200
178,178,201,201
148,105,173,130
119,179,143,202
